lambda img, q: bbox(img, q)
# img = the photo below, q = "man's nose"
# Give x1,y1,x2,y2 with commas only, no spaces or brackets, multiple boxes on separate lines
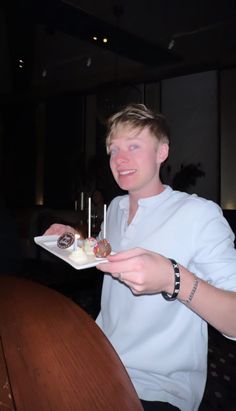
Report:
115,151,129,164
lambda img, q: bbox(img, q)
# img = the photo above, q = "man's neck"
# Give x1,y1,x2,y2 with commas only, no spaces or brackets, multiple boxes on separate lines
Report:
128,182,165,224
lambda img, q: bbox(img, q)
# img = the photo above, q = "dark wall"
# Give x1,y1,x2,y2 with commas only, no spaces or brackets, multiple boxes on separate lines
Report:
44,95,85,209
223,210,236,246
1,102,36,207
1,94,85,209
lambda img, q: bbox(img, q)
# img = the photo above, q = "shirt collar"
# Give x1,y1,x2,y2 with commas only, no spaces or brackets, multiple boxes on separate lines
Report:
118,185,173,211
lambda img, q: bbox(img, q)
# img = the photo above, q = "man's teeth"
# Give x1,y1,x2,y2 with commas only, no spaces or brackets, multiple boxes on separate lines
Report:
119,169,135,175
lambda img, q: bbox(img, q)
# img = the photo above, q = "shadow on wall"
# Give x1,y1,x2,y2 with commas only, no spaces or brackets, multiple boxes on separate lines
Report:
171,163,205,192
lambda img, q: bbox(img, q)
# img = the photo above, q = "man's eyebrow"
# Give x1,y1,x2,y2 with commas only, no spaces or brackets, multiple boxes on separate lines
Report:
110,134,141,145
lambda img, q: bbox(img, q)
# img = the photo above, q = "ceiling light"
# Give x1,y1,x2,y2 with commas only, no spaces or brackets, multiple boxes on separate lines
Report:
18,58,24,68
168,39,175,50
42,69,47,78
86,57,92,67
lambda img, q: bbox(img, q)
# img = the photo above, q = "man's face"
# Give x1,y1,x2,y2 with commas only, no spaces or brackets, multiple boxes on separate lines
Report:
108,125,168,197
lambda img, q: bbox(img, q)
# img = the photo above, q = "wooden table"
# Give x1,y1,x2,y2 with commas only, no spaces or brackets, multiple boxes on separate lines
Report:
0,276,143,411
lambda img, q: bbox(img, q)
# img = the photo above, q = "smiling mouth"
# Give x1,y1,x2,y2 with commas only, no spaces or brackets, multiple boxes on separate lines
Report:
118,169,136,176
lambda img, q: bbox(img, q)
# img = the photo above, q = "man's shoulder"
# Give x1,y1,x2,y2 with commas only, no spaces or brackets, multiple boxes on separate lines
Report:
169,189,222,216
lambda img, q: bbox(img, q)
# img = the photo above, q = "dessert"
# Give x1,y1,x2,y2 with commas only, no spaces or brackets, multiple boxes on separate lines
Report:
56,198,112,265
83,237,97,256
69,246,89,264
57,232,75,249
67,237,111,264
93,239,112,258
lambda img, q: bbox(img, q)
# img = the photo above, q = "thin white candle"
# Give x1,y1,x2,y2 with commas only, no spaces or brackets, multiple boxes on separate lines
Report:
103,204,107,239
74,234,80,251
80,192,84,211
88,197,91,238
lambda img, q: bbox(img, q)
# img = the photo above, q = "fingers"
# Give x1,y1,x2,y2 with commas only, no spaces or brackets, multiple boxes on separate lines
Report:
112,272,148,295
96,257,145,290
96,260,133,275
43,224,75,236
96,248,147,272
96,248,148,275
106,247,146,262
96,248,165,296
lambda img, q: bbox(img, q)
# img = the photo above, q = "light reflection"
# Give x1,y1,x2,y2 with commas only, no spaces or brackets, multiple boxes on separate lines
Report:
224,201,236,210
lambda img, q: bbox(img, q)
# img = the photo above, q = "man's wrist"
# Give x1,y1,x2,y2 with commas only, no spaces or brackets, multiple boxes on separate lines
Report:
162,258,180,301
182,275,199,304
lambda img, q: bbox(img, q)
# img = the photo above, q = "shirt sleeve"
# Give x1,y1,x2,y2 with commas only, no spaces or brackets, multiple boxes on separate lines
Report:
191,200,236,291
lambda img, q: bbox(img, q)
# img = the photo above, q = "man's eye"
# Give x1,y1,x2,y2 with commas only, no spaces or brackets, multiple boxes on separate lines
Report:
109,148,117,156
129,144,139,151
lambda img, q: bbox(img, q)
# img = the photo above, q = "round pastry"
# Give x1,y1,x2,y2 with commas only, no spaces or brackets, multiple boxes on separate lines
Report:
57,232,75,249
93,239,111,258
84,237,97,256
69,247,88,264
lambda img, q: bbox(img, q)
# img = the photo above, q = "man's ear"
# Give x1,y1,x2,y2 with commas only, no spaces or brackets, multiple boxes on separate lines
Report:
157,143,169,164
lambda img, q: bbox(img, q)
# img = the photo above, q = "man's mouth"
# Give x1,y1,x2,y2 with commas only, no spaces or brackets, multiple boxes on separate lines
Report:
118,169,136,176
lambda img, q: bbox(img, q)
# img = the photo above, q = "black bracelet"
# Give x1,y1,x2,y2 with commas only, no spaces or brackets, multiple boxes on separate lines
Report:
162,258,180,301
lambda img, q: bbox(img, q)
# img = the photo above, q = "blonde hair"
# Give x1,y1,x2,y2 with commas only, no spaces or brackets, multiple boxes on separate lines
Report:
106,103,170,151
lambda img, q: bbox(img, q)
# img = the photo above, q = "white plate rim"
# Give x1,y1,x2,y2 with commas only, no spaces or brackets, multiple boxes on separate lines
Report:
34,235,109,270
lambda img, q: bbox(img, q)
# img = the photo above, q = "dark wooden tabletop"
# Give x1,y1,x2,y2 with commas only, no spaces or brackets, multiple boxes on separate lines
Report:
0,276,143,411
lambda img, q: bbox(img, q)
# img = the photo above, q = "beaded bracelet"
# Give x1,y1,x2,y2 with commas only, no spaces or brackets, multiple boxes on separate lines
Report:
162,258,180,301
185,276,199,304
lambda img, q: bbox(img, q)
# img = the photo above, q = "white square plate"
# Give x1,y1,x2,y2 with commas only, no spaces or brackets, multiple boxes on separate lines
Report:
34,235,109,270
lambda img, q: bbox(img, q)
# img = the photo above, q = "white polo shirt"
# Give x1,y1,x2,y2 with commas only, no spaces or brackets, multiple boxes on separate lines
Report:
96,186,236,411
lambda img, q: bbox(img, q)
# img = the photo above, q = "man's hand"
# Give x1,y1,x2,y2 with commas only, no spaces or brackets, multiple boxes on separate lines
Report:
43,223,76,236
96,248,174,295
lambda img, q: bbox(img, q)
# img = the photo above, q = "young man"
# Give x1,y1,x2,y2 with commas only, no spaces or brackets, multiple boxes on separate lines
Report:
45,104,236,411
